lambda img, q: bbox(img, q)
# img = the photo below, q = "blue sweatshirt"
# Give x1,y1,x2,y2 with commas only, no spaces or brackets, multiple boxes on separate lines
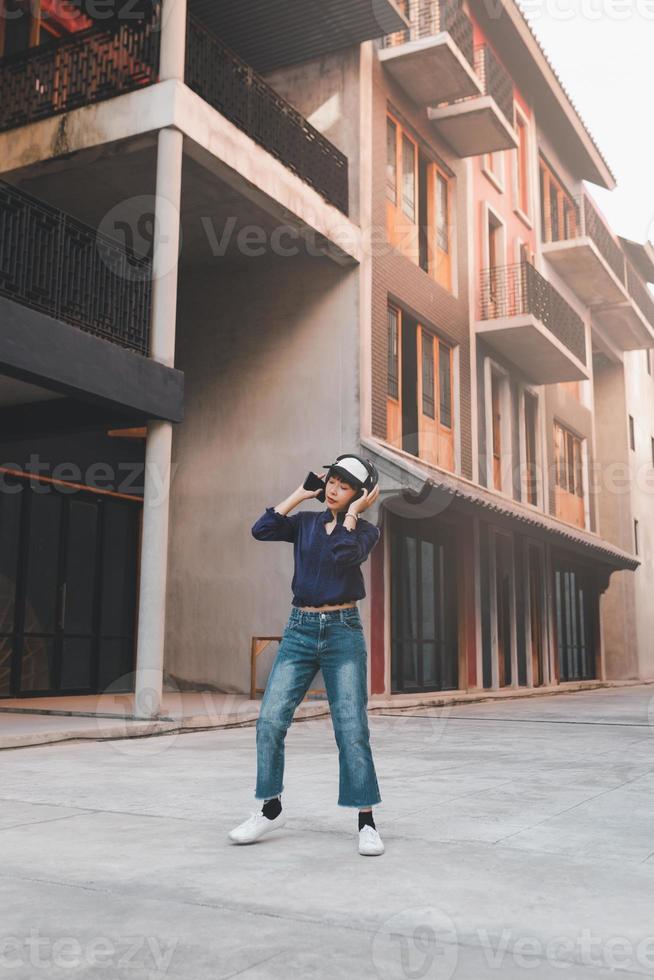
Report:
251,506,381,607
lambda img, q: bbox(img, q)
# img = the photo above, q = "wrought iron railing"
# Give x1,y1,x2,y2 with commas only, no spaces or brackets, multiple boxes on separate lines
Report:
479,261,587,365
542,191,626,286
0,179,151,354
185,14,349,215
625,263,654,330
382,0,474,69
0,4,161,133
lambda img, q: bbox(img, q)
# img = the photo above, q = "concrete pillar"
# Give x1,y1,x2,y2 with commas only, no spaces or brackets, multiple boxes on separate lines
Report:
134,124,183,718
159,0,187,83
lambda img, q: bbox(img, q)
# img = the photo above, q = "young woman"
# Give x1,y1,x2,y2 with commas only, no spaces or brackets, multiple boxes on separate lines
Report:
228,455,385,856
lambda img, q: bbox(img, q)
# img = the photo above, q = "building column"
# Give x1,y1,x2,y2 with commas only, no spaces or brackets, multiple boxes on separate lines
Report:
133,131,184,718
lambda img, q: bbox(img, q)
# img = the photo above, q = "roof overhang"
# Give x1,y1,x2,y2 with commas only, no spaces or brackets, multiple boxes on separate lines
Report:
467,0,615,190
619,236,654,284
362,438,639,573
187,0,409,74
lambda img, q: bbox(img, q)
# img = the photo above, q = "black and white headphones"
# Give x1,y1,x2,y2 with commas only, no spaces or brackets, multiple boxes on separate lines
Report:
320,453,379,503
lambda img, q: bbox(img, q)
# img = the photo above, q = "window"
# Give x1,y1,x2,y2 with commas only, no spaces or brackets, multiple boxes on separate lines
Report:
634,519,639,556
387,305,456,471
554,424,583,497
539,158,577,244
418,326,454,470
388,305,400,401
523,390,538,505
629,414,635,451
554,421,585,528
482,151,504,191
647,349,652,376
386,113,419,261
435,173,449,253
491,372,503,491
651,435,654,467
439,342,452,429
401,134,416,222
386,112,454,289
431,167,452,290
386,118,397,204
486,211,504,310
421,331,435,419
515,112,530,217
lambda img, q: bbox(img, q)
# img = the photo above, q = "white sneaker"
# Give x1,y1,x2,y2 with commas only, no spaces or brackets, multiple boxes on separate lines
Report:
358,824,385,856
228,809,286,844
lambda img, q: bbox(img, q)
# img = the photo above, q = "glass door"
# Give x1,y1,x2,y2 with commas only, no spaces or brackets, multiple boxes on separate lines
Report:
0,473,141,698
390,515,458,693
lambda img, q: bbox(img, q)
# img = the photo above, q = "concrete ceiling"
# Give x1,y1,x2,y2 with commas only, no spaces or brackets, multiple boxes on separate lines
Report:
0,375,65,408
5,136,325,273
188,0,407,73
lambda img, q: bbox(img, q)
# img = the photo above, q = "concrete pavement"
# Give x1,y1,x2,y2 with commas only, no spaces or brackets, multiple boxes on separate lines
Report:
1,684,654,978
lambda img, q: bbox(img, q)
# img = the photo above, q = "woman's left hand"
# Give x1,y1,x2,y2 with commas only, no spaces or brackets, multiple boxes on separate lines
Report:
348,483,380,516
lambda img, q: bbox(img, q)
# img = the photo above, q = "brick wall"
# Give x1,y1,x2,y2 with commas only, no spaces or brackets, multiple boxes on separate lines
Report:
369,54,473,480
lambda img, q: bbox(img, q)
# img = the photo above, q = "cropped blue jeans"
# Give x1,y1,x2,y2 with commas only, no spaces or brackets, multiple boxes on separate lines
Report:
255,605,382,808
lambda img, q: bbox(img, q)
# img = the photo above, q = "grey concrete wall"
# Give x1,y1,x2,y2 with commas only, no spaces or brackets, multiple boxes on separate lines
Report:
163,254,361,693
263,49,362,224
624,349,654,678
593,361,639,679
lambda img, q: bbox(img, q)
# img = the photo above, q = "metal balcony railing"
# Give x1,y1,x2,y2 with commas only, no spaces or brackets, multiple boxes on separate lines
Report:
479,261,587,365
471,44,514,126
0,4,161,133
185,14,349,215
625,263,654,330
0,179,151,354
382,0,474,69
542,191,626,287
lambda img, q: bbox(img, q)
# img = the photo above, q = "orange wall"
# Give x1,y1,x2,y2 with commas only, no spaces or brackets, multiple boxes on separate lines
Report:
469,16,537,309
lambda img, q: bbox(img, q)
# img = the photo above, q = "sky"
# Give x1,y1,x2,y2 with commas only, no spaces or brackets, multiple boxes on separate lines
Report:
516,0,654,245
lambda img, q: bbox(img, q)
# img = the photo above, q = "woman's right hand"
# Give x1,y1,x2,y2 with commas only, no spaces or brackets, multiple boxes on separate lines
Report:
296,472,326,500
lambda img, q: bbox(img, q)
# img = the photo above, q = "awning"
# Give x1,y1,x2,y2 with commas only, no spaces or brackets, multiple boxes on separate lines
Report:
362,439,639,573
187,0,409,73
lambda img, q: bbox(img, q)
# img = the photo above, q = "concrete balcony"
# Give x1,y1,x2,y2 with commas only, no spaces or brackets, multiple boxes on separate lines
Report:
0,3,350,215
593,264,654,351
379,0,480,105
542,193,654,350
427,43,518,156
476,262,588,384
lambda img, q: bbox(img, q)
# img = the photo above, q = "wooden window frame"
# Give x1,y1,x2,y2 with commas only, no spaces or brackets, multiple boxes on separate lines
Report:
430,163,453,291
539,156,577,244
386,111,419,264
553,420,586,529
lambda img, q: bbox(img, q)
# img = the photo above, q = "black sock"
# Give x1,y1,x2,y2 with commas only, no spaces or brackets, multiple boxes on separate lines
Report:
358,809,375,831
262,796,282,820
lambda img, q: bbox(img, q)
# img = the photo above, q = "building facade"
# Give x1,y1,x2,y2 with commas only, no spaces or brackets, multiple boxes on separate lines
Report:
0,0,652,710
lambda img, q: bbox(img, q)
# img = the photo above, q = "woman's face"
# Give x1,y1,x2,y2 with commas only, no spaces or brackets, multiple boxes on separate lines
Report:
325,474,358,511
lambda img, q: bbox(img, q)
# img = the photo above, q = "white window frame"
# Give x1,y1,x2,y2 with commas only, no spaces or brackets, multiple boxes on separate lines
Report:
481,151,505,194
513,103,534,229
484,356,512,496
518,382,544,510
482,201,507,271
